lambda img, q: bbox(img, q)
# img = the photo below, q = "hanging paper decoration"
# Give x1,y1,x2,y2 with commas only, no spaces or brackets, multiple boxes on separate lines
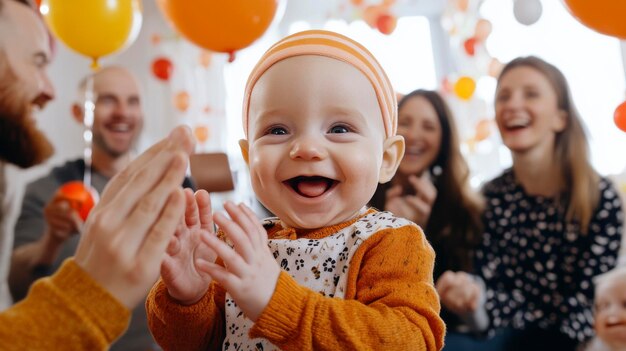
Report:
194,125,210,143
362,5,384,28
454,76,476,101
474,19,492,41
151,57,173,81
488,58,504,78
614,101,626,133
439,77,452,95
174,91,190,112
441,0,500,100
376,13,397,35
199,51,213,68
151,33,162,46
454,0,469,12
474,118,492,142
463,37,477,56
359,2,398,35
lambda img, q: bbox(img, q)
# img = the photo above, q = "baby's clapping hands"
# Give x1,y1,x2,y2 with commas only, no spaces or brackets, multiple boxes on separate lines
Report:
199,202,281,322
161,188,217,305
162,193,280,321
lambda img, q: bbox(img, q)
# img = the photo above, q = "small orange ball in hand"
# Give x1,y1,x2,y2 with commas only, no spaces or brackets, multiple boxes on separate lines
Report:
56,181,99,221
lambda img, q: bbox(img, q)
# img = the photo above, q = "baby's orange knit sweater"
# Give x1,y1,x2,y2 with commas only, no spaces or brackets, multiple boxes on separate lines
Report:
147,210,445,350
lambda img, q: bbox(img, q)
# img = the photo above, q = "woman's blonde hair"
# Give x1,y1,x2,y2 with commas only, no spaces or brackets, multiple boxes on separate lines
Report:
498,56,599,233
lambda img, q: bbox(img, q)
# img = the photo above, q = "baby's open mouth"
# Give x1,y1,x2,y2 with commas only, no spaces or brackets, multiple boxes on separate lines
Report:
285,176,338,198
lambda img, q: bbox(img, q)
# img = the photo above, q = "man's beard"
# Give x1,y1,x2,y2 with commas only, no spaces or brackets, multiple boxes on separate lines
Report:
0,56,54,168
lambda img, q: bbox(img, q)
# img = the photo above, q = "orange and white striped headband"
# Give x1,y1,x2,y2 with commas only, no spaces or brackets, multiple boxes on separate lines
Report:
242,29,397,138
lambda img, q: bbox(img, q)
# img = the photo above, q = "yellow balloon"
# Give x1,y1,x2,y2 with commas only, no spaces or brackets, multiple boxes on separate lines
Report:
454,76,476,101
41,0,142,69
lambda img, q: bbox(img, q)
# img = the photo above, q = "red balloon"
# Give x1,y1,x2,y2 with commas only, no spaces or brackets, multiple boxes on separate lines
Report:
614,101,626,133
151,57,173,81
56,181,98,221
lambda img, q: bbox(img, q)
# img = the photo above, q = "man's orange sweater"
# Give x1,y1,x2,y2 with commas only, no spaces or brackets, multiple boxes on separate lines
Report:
0,259,130,350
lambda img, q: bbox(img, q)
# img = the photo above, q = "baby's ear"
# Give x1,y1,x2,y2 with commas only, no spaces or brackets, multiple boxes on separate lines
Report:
239,139,250,165
379,135,405,184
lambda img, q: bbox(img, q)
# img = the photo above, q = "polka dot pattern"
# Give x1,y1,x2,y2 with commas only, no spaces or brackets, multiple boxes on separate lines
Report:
476,170,624,342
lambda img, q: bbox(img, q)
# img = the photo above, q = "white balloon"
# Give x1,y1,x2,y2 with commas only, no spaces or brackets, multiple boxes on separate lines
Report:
513,0,543,26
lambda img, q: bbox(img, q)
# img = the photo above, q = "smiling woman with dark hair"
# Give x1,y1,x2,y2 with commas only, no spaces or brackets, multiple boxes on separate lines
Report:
369,89,485,336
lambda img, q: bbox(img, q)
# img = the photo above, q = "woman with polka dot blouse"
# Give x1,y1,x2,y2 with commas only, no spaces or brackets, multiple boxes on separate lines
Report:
465,56,624,351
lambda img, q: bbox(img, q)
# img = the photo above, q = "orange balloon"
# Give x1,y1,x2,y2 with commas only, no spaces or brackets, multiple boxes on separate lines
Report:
563,0,626,39
156,0,278,61
194,125,210,143
614,101,626,133
174,91,190,112
454,76,476,101
56,181,98,221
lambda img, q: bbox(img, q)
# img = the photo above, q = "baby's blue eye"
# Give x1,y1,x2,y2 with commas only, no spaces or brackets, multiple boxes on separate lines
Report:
329,125,349,134
269,127,287,135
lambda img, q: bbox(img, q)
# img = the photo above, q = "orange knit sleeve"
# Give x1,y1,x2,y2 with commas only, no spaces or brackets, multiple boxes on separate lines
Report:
250,225,445,350
0,259,130,350
146,279,226,351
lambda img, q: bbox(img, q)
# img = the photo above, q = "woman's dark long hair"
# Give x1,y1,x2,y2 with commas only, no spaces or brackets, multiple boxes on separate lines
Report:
372,89,484,275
